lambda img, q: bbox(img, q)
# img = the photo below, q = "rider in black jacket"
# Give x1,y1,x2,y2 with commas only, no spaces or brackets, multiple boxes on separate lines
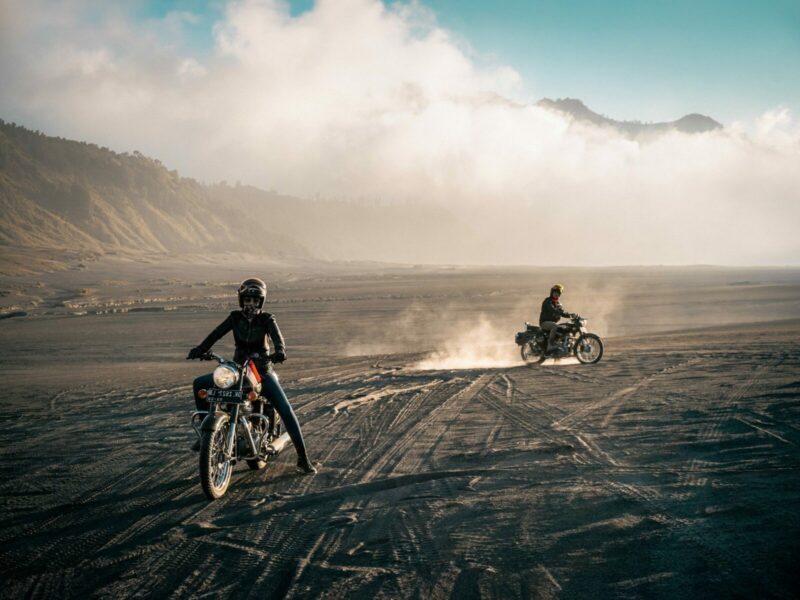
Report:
187,278,317,474
539,283,573,355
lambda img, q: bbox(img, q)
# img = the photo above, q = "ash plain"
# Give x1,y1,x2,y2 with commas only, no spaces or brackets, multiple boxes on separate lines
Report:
1,257,799,598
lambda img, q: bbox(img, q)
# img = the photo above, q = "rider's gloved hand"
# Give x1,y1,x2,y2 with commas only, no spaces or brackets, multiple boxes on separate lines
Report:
187,346,206,360
271,351,287,363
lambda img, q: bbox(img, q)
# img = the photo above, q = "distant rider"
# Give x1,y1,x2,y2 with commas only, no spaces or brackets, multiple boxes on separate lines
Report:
187,278,317,474
539,284,573,356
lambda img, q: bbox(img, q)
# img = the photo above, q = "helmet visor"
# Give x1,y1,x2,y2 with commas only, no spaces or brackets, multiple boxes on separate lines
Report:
241,287,264,299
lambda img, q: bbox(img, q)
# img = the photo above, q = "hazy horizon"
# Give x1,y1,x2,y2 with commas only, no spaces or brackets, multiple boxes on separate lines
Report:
1,0,799,266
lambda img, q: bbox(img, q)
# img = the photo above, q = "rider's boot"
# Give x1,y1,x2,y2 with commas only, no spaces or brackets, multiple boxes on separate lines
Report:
296,453,318,475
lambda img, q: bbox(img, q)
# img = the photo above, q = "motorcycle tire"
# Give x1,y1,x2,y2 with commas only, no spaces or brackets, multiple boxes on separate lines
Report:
520,341,546,364
575,333,604,364
200,415,234,500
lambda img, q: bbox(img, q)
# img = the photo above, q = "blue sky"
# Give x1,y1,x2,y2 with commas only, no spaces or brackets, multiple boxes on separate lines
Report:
139,0,800,124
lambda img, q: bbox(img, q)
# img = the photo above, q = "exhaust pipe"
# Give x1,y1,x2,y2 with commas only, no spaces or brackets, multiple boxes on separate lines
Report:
266,432,292,455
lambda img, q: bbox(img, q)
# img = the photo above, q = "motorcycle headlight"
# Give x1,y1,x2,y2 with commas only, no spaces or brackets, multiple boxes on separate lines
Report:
579,318,588,327
213,365,239,389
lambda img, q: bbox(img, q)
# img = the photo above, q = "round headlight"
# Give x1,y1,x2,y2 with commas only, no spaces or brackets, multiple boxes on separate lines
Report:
579,317,588,326
213,365,239,389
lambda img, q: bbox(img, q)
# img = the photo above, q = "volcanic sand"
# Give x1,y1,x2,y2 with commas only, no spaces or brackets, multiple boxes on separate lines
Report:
0,259,799,598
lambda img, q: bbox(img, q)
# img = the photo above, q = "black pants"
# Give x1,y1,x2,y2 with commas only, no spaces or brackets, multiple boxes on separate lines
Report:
193,371,309,459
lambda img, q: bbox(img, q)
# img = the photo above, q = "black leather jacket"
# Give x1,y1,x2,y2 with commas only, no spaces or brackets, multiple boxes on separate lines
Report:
539,297,569,325
198,310,285,366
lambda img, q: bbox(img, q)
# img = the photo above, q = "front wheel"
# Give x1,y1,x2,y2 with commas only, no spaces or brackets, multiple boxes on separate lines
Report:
200,415,234,500
575,334,604,364
520,341,545,364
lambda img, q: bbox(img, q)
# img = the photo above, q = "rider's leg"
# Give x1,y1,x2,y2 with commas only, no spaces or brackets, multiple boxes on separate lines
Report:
541,321,558,353
260,372,314,469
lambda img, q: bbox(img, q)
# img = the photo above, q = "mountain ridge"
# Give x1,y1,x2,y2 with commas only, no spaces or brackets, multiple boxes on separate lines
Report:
536,97,722,136
0,98,726,275
0,119,473,273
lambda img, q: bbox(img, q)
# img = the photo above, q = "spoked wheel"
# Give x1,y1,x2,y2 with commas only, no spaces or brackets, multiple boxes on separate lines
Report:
520,341,546,364
576,334,604,364
200,415,233,500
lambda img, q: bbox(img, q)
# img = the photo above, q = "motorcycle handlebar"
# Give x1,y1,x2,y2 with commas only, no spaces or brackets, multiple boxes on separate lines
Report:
194,351,275,364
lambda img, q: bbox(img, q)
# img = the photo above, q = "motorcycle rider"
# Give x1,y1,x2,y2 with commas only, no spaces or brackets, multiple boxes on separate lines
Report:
186,278,317,475
539,283,573,356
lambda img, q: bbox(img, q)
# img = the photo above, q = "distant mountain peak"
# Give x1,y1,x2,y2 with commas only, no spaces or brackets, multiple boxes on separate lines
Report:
536,97,722,136
671,113,723,133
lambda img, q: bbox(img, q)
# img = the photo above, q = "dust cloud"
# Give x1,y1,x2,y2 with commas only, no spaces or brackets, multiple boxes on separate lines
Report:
340,279,623,369
342,300,527,369
412,315,522,370
557,283,623,339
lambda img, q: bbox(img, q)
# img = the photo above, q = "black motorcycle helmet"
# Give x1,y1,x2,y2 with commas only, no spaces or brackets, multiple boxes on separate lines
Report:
237,278,267,315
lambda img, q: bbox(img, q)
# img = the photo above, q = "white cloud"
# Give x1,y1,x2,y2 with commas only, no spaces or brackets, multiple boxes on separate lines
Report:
1,0,799,264
177,58,207,81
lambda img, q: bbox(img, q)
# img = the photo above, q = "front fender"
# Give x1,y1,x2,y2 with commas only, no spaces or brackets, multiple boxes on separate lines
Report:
201,411,230,432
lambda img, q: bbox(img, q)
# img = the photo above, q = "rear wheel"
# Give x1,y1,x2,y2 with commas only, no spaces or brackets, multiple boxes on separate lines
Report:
520,341,545,364
575,334,604,364
199,415,233,500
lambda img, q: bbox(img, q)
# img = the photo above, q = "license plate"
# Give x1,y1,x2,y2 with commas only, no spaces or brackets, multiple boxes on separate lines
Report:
208,388,244,402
